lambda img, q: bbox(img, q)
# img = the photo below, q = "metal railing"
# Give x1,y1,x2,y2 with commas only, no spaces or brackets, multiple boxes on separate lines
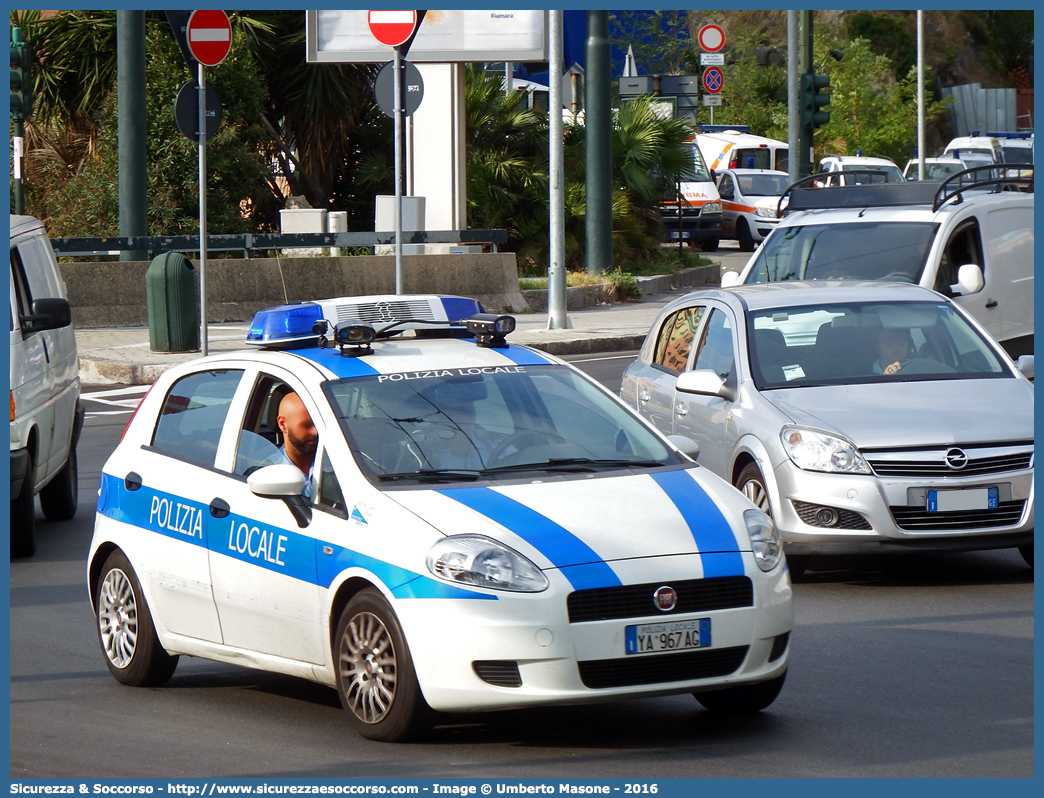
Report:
50,229,508,259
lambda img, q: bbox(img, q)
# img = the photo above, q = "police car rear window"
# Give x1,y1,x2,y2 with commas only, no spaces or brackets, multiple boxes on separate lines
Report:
151,370,243,466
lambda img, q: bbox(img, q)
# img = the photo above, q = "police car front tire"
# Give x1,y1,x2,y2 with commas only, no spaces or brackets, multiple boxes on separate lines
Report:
694,670,787,713
95,550,179,687
335,589,431,742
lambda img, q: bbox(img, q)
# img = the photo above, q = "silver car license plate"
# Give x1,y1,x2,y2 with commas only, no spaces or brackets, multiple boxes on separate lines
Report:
927,486,998,512
625,618,710,655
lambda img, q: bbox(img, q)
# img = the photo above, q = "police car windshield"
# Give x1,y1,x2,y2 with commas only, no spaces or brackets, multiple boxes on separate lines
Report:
324,366,679,484
745,221,938,284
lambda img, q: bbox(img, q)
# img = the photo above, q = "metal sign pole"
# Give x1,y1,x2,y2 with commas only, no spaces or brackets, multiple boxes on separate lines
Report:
394,46,404,294
198,62,208,355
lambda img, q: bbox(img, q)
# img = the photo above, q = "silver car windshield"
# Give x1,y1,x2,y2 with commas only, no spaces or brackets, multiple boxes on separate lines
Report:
746,301,1010,389
745,221,939,284
324,366,678,484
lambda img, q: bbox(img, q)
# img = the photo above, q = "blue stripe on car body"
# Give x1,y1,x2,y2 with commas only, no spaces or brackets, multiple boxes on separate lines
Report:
650,470,746,577
435,486,622,591
96,472,490,600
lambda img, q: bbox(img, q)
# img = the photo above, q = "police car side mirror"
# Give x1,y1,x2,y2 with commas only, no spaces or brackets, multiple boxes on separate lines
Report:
950,263,984,296
247,464,311,528
721,271,742,288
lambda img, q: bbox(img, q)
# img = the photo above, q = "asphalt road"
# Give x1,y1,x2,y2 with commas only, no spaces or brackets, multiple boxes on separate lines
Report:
8,356,1034,778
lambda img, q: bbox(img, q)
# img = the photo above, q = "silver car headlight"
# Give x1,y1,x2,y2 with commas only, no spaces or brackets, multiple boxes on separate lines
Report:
702,201,722,214
780,426,871,474
754,207,778,218
744,509,782,572
427,535,549,593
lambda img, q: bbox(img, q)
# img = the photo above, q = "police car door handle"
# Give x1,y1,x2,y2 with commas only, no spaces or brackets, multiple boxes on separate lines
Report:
638,390,650,404
124,472,142,491
985,299,998,308
675,404,688,417
210,498,231,519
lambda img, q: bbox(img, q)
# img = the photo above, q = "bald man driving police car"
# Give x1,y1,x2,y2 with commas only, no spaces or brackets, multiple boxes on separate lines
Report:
277,392,318,494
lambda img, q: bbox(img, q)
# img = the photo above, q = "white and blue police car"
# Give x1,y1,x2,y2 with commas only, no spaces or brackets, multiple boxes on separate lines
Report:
88,294,793,742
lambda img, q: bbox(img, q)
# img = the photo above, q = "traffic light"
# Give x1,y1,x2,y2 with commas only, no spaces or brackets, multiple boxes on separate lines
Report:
11,40,32,120
800,73,830,129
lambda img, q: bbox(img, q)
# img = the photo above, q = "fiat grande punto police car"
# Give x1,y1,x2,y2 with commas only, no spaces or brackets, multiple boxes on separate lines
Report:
88,295,793,742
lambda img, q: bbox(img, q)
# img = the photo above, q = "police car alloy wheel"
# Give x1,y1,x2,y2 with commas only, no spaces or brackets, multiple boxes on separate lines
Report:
95,550,179,687
335,589,432,742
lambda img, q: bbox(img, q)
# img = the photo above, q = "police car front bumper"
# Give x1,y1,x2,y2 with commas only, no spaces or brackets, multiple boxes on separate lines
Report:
394,552,792,712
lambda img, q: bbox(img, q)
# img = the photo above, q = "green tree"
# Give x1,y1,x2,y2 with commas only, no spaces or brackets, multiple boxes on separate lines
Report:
816,38,949,165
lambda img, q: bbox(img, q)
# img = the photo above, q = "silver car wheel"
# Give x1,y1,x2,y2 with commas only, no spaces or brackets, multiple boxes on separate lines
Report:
339,610,398,725
98,567,138,669
742,477,771,514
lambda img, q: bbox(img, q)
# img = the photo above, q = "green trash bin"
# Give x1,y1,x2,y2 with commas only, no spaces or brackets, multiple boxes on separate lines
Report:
146,252,200,352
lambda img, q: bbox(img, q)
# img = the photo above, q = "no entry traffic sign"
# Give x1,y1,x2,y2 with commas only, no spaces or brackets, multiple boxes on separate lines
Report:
187,10,231,67
368,10,418,48
698,24,726,53
703,66,724,94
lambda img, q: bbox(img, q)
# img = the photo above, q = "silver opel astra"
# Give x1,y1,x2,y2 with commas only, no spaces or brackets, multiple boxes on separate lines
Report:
621,281,1034,577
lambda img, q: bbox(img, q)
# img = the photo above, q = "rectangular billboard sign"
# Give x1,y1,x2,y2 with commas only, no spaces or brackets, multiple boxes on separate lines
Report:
307,10,547,63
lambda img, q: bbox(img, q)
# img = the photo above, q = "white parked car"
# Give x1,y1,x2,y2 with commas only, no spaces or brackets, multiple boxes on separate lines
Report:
815,154,904,185
902,157,969,182
9,215,83,557
88,294,793,741
714,168,789,251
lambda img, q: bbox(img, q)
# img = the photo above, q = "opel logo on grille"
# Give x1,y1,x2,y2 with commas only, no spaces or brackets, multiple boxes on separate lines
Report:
653,586,677,612
944,448,969,470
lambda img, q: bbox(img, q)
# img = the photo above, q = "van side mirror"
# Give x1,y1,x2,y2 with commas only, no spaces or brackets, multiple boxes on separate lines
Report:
20,297,72,333
950,263,984,295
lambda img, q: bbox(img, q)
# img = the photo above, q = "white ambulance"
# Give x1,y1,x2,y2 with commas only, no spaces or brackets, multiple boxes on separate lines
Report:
696,127,790,174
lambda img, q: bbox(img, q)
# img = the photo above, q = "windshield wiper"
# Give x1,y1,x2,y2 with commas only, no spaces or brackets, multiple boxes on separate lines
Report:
376,469,482,482
482,458,665,475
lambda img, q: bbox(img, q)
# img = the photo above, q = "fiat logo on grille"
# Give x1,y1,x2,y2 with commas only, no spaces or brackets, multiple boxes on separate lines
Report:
653,586,677,612
944,448,969,470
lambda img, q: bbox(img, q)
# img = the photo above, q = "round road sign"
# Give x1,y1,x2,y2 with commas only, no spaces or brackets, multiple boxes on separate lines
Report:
368,10,418,48
374,61,424,118
703,66,724,94
175,81,223,141
186,10,232,67
698,24,726,53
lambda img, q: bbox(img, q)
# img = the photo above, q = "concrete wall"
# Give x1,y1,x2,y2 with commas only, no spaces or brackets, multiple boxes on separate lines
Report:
61,252,528,328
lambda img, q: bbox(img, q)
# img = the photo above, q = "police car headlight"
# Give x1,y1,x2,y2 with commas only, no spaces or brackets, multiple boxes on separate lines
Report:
744,509,782,572
427,535,549,593
754,207,778,218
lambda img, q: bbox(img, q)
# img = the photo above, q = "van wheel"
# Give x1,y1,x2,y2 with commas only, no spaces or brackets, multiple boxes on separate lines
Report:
96,550,179,686
11,452,36,558
41,448,78,521
701,237,719,253
737,220,755,252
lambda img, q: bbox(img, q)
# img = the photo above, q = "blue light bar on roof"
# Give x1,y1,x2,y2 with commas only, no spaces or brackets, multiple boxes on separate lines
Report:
246,302,323,347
